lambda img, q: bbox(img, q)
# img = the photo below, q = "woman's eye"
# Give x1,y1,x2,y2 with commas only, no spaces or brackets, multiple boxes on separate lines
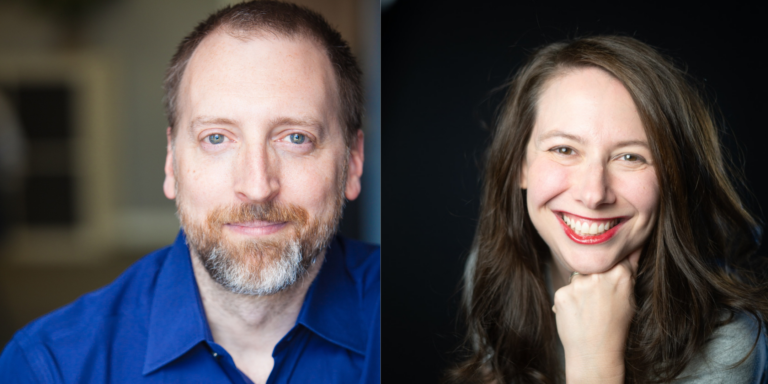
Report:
620,153,642,162
553,147,574,155
288,133,306,144
208,134,225,144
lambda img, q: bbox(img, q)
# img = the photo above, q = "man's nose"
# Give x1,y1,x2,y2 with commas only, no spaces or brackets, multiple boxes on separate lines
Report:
233,145,280,203
573,161,615,209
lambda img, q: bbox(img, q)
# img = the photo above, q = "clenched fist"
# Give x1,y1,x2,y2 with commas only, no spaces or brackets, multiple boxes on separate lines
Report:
552,250,640,384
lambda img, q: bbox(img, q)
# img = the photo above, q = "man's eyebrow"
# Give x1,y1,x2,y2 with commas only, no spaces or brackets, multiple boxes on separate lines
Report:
190,116,239,129
188,115,328,138
268,116,324,129
269,116,328,140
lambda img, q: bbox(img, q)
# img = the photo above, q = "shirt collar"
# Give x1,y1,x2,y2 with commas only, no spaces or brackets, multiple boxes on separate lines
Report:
143,232,370,375
143,230,211,375
295,236,368,355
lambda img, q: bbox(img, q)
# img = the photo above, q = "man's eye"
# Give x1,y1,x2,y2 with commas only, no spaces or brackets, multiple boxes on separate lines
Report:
288,133,306,144
208,134,225,144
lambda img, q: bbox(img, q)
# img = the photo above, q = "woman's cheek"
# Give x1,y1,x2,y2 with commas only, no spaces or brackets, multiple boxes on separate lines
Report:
615,170,660,214
527,159,571,205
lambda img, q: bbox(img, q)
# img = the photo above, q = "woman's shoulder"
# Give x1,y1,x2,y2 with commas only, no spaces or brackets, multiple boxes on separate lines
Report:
675,311,767,383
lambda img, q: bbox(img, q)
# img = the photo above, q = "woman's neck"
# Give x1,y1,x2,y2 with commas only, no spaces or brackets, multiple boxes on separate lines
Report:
548,258,571,293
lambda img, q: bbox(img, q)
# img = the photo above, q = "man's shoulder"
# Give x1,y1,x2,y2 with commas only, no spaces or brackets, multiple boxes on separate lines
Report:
335,236,380,294
336,236,380,267
5,245,173,359
333,237,380,384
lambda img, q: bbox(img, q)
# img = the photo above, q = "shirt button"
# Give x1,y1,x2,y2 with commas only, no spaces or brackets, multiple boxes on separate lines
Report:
212,352,219,358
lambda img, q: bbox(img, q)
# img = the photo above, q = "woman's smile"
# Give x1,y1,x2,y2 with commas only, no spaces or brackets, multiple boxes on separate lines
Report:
555,211,627,244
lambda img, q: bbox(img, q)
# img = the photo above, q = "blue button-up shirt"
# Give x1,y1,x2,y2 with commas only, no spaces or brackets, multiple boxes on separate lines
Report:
0,231,380,383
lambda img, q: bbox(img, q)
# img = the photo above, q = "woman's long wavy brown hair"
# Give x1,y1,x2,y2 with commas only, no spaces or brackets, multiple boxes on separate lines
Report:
450,35,768,383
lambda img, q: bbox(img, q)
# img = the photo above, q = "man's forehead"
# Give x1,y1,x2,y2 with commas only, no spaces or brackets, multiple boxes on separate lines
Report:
188,30,332,84
176,30,341,126
173,30,342,133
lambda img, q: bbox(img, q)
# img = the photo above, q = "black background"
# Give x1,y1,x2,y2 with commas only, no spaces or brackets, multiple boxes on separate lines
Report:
382,2,768,382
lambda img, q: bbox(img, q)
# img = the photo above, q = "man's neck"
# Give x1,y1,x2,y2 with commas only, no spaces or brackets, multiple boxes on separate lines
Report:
190,250,325,384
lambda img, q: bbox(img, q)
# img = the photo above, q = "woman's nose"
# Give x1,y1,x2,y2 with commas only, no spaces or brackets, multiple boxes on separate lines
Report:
573,162,615,209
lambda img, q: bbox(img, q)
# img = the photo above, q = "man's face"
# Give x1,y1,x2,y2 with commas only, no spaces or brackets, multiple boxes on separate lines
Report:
163,30,364,295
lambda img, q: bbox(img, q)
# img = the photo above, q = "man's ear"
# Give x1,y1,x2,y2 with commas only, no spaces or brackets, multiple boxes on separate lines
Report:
163,127,177,200
344,129,365,201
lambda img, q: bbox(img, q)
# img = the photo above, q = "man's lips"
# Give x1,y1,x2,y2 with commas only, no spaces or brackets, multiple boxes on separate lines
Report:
555,211,627,245
224,221,288,236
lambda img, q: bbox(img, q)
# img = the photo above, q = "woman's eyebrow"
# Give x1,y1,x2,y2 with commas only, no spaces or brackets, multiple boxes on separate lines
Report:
538,131,649,149
538,130,583,143
614,139,649,148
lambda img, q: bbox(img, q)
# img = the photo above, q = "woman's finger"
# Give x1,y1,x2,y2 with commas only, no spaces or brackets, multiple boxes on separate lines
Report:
568,271,585,285
619,249,641,276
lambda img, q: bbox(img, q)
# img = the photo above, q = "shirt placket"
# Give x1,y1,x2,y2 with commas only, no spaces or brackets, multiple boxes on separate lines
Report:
206,342,253,384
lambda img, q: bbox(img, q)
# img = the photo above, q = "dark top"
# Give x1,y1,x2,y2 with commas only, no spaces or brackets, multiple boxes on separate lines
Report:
0,231,381,383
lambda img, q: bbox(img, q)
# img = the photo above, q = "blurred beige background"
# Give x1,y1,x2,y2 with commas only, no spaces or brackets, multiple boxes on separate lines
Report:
0,0,380,348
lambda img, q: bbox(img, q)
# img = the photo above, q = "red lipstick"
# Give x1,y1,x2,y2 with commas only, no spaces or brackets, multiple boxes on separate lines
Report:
556,213,624,245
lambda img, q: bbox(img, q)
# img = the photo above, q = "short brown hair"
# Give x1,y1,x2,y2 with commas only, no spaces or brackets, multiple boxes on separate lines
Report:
163,0,363,145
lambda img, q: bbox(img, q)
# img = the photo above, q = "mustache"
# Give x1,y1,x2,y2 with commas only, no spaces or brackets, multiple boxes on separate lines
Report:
208,201,309,228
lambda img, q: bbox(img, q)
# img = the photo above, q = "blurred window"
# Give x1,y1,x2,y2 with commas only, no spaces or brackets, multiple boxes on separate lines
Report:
1,84,75,226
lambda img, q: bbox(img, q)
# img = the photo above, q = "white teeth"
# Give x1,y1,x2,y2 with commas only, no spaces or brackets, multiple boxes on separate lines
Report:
563,214,619,236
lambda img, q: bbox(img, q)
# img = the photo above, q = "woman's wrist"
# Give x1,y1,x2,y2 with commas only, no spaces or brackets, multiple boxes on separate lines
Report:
565,353,624,384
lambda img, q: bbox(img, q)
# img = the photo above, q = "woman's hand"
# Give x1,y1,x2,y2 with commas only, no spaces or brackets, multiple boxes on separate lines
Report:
552,250,640,384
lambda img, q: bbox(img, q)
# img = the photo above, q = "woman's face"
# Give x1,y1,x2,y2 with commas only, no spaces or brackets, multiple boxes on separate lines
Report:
521,67,659,275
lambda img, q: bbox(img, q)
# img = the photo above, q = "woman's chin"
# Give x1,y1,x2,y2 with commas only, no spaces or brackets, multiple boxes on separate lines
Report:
561,254,618,274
